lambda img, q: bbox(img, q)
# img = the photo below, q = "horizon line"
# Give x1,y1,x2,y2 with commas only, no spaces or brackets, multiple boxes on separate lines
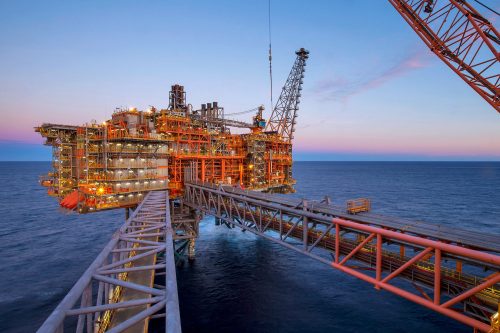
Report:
1,160,499,163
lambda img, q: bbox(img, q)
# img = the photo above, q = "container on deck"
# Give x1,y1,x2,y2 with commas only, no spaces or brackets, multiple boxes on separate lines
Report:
347,198,371,214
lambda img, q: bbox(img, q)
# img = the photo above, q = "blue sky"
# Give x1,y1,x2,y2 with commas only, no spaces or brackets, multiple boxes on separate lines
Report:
1,0,499,161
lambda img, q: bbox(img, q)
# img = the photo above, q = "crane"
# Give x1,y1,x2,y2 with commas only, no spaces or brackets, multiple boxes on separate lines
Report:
265,48,309,142
263,0,498,146
389,0,499,113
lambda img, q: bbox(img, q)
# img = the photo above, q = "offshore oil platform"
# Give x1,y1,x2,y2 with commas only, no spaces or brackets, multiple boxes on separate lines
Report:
36,49,309,213
33,1,500,332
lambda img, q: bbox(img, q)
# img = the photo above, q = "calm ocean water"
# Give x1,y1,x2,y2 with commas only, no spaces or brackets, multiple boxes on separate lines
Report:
0,161,499,332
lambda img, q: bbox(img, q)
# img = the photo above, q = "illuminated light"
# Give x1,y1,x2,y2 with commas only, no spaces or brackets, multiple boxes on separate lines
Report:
119,195,124,198
128,194,134,197
135,182,140,185
249,164,254,169
117,183,121,187
125,182,130,186
139,170,144,173
102,121,107,125
97,187,105,195
119,158,123,162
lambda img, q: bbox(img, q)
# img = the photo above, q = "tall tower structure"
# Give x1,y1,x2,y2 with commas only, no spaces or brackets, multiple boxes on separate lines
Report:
266,48,309,141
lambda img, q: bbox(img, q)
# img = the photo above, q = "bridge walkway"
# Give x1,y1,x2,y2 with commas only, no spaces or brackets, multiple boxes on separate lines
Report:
216,183,500,253
36,190,182,333
183,181,500,333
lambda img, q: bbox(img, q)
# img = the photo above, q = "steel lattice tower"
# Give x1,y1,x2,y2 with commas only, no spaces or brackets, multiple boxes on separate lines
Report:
266,48,309,141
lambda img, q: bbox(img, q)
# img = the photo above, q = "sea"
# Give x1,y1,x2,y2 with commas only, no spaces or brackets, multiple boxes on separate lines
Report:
0,161,499,332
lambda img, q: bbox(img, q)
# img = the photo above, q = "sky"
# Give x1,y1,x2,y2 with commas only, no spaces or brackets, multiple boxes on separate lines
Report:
0,0,499,161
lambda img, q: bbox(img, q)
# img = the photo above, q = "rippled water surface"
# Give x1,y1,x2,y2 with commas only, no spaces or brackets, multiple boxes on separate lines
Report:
0,162,499,332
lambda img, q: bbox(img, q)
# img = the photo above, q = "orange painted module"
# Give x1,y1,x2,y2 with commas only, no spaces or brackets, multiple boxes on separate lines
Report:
36,85,295,213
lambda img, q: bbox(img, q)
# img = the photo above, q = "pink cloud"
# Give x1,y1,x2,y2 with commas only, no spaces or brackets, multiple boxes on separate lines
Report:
314,50,430,102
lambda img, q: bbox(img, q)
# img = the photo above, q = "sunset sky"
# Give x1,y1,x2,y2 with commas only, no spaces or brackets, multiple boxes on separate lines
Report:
1,0,499,161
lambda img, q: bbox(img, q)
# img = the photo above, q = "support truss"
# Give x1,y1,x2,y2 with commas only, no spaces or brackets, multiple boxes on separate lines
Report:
390,0,500,112
183,181,500,332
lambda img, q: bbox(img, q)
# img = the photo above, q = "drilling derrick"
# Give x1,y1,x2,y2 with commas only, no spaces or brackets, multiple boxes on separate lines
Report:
266,48,309,141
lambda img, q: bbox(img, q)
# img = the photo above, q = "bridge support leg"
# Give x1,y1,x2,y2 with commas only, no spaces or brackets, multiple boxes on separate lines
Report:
171,202,199,263
188,239,196,261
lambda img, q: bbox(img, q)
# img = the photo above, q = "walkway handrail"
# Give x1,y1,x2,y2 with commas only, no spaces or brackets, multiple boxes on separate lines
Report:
164,193,182,332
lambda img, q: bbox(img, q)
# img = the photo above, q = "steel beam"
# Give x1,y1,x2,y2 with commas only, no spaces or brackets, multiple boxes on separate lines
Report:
164,190,182,333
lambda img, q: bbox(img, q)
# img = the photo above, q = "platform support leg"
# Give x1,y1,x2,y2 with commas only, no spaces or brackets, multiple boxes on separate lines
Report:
188,239,196,261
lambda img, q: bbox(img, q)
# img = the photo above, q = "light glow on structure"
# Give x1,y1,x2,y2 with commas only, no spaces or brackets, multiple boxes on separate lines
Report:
36,48,308,213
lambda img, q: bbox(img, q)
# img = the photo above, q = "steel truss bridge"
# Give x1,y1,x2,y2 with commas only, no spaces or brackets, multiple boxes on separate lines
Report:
38,184,499,333
37,191,199,333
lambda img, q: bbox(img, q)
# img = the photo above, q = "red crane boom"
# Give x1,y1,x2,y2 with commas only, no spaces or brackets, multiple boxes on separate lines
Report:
389,0,500,113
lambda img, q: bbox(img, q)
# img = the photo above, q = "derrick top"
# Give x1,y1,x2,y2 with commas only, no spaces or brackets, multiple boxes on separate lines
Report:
295,48,309,59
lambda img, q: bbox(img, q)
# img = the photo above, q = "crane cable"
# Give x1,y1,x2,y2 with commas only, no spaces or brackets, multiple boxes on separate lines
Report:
268,0,273,113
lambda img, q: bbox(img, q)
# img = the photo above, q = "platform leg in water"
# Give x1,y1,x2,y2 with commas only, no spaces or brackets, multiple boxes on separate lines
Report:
188,239,196,261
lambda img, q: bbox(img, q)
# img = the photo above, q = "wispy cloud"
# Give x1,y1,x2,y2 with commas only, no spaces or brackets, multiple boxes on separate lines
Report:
314,50,430,102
